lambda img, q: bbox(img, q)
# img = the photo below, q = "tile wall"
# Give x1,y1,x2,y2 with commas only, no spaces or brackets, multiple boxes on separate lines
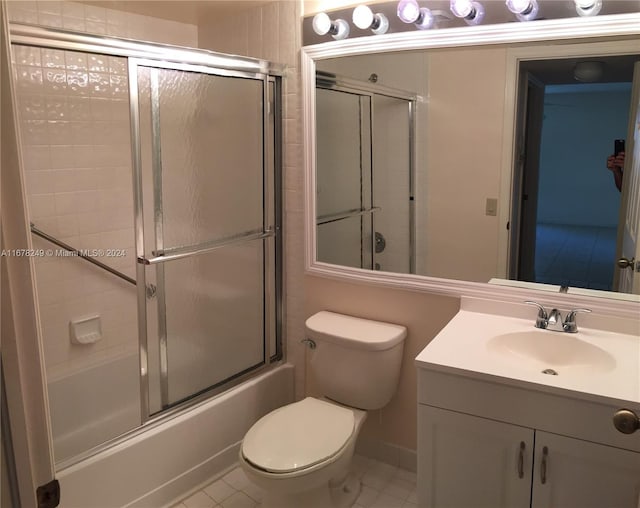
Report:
8,1,198,381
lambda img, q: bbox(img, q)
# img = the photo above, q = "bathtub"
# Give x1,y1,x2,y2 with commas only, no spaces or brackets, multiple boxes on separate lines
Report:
47,353,141,464
56,363,294,507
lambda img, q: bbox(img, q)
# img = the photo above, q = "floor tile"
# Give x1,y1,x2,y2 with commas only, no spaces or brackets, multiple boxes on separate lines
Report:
355,485,380,507
203,479,236,504
223,468,252,491
220,491,257,508
370,492,405,508
173,454,417,508
183,491,218,508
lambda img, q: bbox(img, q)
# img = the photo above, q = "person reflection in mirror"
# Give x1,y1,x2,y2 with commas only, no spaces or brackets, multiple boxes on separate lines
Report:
606,151,624,192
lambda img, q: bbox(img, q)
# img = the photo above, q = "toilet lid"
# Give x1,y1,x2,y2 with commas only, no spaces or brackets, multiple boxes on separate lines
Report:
241,398,355,473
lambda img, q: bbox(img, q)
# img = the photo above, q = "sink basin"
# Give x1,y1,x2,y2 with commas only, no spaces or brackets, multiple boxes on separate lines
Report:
486,330,617,374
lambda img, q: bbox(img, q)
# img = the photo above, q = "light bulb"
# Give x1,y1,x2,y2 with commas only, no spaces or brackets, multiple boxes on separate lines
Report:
450,0,473,18
415,7,435,29
312,12,350,40
574,0,602,16
312,12,332,35
353,5,389,34
331,19,350,40
451,0,485,25
506,0,538,21
397,0,421,23
353,4,374,29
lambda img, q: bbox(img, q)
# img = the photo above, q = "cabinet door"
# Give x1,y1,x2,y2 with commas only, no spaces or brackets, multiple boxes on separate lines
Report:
532,431,640,508
418,405,534,508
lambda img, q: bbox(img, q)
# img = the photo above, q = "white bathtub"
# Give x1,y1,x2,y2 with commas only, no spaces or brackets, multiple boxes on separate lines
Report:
56,363,294,507
48,354,141,464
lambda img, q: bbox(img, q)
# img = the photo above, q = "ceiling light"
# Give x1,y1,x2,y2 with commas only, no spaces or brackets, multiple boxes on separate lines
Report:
574,0,602,16
353,5,389,35
450,0,485,25
505,0,539,21
574,61,604,82
312,12,350,40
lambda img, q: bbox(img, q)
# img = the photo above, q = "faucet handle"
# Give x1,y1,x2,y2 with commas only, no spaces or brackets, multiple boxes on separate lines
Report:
563,308,592,333
525,301,548,328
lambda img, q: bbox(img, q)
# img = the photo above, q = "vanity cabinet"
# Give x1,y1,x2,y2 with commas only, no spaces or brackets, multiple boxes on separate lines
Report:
419,406,533,508
418,405,640,508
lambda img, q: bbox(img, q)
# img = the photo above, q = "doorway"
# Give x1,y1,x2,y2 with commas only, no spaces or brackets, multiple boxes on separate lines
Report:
513,55,638,291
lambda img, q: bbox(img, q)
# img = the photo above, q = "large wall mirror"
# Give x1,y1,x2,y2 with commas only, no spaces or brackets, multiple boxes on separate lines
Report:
302,5,640,309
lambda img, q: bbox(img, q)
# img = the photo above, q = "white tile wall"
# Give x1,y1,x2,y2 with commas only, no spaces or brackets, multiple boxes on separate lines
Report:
8,1,198,383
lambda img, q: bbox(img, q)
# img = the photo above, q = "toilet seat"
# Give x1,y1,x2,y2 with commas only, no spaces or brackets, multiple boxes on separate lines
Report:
241,398,355,474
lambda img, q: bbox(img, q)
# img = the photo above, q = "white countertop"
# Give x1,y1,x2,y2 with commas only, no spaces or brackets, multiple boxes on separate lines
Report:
416,309,640,406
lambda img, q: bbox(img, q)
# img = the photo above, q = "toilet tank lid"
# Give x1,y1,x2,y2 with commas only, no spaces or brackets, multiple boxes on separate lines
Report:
305,311,407,351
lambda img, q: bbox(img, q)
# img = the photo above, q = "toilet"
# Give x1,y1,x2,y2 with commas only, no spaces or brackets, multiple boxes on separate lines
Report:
239,311,407,508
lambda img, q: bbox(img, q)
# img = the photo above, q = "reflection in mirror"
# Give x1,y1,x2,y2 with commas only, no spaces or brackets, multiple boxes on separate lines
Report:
316,71,415,273
315,44,640,297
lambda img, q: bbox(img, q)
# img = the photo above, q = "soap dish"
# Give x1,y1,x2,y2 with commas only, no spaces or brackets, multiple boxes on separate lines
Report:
69,315,102,345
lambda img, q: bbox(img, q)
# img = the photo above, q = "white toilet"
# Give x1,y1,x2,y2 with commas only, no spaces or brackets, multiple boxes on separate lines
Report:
239,311,407,508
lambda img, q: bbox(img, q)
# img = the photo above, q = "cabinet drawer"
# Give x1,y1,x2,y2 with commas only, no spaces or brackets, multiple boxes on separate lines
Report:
418,369,640,452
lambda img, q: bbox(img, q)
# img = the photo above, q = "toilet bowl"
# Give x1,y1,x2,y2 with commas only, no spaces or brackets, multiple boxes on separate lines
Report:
240,397,367,508
239,311,407,508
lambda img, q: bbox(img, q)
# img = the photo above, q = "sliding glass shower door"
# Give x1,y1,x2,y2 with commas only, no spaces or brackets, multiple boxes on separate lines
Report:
131,60,278,414
315,78,415,273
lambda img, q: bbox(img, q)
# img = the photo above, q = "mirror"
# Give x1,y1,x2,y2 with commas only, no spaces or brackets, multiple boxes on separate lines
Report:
306,12,640,300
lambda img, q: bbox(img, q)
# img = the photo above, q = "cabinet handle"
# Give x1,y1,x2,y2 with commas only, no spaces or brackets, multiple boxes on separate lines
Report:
540,446,548,485
517,441,525,479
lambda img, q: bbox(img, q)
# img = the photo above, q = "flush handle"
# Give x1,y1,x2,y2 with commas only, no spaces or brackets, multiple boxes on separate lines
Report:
517,441,525,479
613,409,640,434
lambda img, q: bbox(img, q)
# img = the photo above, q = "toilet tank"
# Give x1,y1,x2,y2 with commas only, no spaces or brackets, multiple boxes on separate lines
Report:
305,311,407,410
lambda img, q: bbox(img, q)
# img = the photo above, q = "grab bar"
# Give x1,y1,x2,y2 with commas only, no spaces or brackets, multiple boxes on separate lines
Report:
30,223,136,286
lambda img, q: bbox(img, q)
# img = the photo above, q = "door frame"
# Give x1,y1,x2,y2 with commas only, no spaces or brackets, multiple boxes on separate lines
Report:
498,39,640,279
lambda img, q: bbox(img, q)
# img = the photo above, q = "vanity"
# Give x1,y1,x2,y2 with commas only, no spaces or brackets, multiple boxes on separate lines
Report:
416,298,640,508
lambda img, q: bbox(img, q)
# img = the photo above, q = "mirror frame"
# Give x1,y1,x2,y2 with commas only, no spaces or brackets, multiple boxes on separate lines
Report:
302,12,640,317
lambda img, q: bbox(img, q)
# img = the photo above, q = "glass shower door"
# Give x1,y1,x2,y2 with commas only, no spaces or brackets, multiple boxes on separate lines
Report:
315,87,374,269
131,60,276,414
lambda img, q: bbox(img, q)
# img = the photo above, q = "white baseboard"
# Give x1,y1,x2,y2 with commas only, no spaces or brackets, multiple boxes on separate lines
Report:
355,438,417,473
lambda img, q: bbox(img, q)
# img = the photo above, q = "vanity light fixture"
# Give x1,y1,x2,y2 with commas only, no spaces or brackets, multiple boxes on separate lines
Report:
397,0,436,30
505,0,539,21
312,12,350,40
449,0,485,25
574,0,602,16
353,4,390,34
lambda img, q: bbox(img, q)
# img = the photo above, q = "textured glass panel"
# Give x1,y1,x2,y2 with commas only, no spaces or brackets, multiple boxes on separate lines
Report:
373,95,411,274
317,214,373,269
150,67,264,250
158,240,265,406
316,88,370,218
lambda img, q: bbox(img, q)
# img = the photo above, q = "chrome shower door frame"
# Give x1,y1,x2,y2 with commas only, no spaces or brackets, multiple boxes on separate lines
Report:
315,75,417,272
128,57,280,420
9,22,283,467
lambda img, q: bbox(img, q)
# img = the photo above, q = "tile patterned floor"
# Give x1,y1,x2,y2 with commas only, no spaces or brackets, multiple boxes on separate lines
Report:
172,455,417,508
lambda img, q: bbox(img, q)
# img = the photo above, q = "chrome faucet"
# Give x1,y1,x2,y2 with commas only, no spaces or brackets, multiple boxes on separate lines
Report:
525,301,591,333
